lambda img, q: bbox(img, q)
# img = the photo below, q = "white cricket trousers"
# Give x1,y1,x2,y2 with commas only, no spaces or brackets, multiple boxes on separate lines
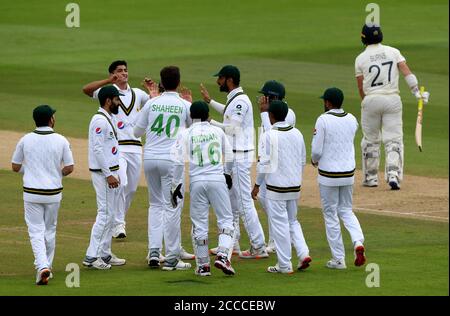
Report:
116,152,142,226
361,94,404,182
144,159,181,262
319,184,364,261
86,172,120,259
265,198,309,271
230,159,265,249
24,201,60,271
190,180,234,263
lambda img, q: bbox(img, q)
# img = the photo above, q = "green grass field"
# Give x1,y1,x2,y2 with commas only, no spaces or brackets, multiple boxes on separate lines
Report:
0,0,448,176
0,170,448,296
0,0,448,296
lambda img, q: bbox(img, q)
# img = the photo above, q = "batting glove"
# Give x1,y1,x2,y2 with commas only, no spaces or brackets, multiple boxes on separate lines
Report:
224,173,233,190
170,183,183,208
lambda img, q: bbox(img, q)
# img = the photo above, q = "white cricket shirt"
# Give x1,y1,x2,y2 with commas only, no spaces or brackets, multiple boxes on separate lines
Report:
311,108,358,186
257,122,306,201
88,107,120,177
172,121,233,184
93,84,149,153
136,91,191,160
355,43,406,96
11,127,74,203
223,87,255,152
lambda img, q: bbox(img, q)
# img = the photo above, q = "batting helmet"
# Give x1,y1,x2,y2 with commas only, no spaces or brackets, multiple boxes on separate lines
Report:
361,24,383,45
258,80,286,99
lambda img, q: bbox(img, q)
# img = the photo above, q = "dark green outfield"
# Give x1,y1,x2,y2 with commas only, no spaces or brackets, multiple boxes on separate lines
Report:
0,171,448,296
0,0,448,177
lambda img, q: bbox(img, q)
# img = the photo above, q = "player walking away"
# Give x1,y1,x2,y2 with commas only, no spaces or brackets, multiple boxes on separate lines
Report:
12,105,74,285
200,65,268,259
252,101,311,274
82,60,152,239
355,24,430,190
83,86,127,270
311,88,366,270
134,66,192,271
257,80,296,254
171,101,236,276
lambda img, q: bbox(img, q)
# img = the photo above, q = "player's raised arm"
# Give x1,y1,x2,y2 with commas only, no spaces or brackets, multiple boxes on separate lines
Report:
82,74,119,97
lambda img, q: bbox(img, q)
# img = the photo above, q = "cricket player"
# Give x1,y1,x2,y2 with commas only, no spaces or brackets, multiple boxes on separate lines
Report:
311,87,366,269
251,100,310,274
12,105,74,285
134,66,192,271
200,65,268,259
83,86,126,270
83,60,151,238
257,80,296,254
171,101,236,276
355,24,430,190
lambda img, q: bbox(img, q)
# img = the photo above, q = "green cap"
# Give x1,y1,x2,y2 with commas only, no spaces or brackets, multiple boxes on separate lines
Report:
190,100,209,120
320,87,344,106
258,80,286,99
214,65,240,80
268,100,289,121
33,105,56,126
98,85,124,105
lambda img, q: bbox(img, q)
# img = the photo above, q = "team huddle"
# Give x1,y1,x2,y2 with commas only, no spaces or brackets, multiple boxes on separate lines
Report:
11,24,430,285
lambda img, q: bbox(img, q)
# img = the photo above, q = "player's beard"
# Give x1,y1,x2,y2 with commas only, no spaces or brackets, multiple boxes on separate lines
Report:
111,101,120,115
219,82,229,92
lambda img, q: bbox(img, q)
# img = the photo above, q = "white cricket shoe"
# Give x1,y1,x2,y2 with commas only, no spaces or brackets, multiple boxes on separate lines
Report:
267,264,293,274
104,253,126,266
83,258,111,270
180,247,195,260
162,260,192,271
239,246,269,259
36,268,51,285
388,175,400,190
326,258,347,270
266,240,276,254
112,224,126,239
363,179,378,187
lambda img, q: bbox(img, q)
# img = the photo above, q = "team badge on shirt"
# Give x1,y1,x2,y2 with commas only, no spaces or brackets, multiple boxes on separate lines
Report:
117,121,125,129
112,147,118,155
95,127,102,134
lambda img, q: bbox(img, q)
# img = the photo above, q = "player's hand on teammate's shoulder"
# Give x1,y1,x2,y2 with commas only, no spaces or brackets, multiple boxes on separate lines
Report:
200,83,211,104
179,86,192,103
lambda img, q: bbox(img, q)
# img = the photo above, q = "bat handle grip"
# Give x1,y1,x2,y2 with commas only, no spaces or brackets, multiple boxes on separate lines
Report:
418,86,425,110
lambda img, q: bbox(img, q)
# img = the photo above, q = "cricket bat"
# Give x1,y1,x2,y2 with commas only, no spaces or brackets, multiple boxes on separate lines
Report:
415,86,425,152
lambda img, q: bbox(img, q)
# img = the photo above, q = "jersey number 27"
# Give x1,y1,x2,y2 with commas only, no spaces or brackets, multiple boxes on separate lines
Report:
369,61,393,87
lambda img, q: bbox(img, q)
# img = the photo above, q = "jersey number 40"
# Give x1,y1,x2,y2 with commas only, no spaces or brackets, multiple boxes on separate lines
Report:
150,114,180,138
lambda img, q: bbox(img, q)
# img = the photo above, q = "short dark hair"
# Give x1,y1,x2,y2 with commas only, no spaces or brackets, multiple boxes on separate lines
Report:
160,66,180,90
268,100,288,122
108,60,127,74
